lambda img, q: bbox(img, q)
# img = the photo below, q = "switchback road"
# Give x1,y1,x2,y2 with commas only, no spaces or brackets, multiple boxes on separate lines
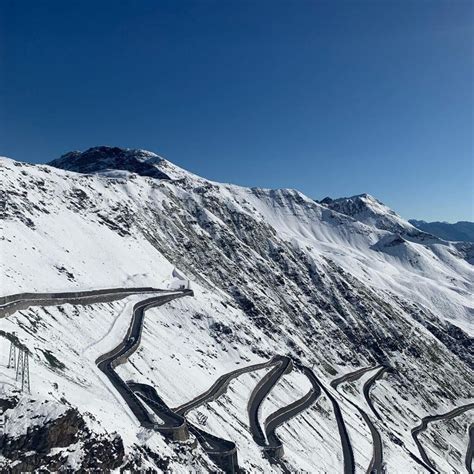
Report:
263,365,321,461
92,289,243,473
95,292,192,429
247,355,293,446
331,365,383,474
130,376,238,472
412,402,474,472
174,357,280,416
128,382,187,438
362,366,388,421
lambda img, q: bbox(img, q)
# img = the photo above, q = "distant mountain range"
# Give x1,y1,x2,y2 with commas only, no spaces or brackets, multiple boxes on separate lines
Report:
410,219,474,243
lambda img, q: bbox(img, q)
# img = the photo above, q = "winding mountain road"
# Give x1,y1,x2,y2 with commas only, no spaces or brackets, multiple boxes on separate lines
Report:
0,287,167,318
247,355,293,446
95,292,192,428
132,379,238,472
317,379,355,474
263,366,321,460
9,288,471,473
128,382,188,438
2,287,274,472
411,402,474,472
174,357,280,416
1,289,195,436
87,289,244,472
2,287,364,473
331,365,383,474
362,366,388,421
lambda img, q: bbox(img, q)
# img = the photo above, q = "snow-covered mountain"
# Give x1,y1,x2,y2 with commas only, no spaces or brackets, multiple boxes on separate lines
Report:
1,146,473,473
410,219,474,243
48,146,171,180
318,193,415,234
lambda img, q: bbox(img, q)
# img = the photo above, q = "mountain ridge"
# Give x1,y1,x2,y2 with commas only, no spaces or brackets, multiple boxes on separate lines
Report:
1,148,473,472
48,146,170,180
410,219,474,243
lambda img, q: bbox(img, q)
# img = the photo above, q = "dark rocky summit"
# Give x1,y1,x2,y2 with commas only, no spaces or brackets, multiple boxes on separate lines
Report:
48,146,170,180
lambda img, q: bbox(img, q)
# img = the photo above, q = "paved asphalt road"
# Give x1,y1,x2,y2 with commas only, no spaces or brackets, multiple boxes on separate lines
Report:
128,382,186,431
0,287,168,318
330,365,383,474
10,288,471,473
466,424,474,474
96,291,192,426
263,366,321,455
319,380,355,474
1,288,189,430
91,289,242,472
174,357,280,416
1,288,381,473
247,355,293,446
130,378,238,472
362,366,388,421
412,402,474,472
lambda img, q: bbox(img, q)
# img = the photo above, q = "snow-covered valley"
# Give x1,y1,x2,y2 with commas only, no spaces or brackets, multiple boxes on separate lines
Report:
0,146,472,473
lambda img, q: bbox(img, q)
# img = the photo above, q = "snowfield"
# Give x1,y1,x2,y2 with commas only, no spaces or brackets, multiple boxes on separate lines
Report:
0,147,472,472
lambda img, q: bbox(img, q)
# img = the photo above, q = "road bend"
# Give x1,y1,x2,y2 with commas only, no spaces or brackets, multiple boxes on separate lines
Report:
95,291,192,428
247,355,293,446
263,365,321,462
411,403,474,472
174,356,280,416
130,379,238,473
128,382,187,434
2,288,193,435
359,366,434,473
362,366,388,421
317,379,355,474
330,365,383,474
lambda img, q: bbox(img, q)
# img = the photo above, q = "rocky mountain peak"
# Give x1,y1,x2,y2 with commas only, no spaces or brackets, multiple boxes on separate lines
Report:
47,146,170,179
318,192,415,234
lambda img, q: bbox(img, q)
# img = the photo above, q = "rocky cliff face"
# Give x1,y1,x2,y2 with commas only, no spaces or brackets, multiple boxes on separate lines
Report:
0,395,124,472
0,147,472,472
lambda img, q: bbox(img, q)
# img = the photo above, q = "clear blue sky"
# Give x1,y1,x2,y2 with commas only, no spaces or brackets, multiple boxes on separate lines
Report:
1,0,472,222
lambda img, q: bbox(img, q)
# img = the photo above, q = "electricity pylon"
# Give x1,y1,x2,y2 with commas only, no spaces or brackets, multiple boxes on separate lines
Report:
7,341,16,369
15,349,30,393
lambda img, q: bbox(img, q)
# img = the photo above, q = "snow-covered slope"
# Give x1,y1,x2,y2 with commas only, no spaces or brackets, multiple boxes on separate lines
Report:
1,147,472,473
410,219,474,243
318,193,415,234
